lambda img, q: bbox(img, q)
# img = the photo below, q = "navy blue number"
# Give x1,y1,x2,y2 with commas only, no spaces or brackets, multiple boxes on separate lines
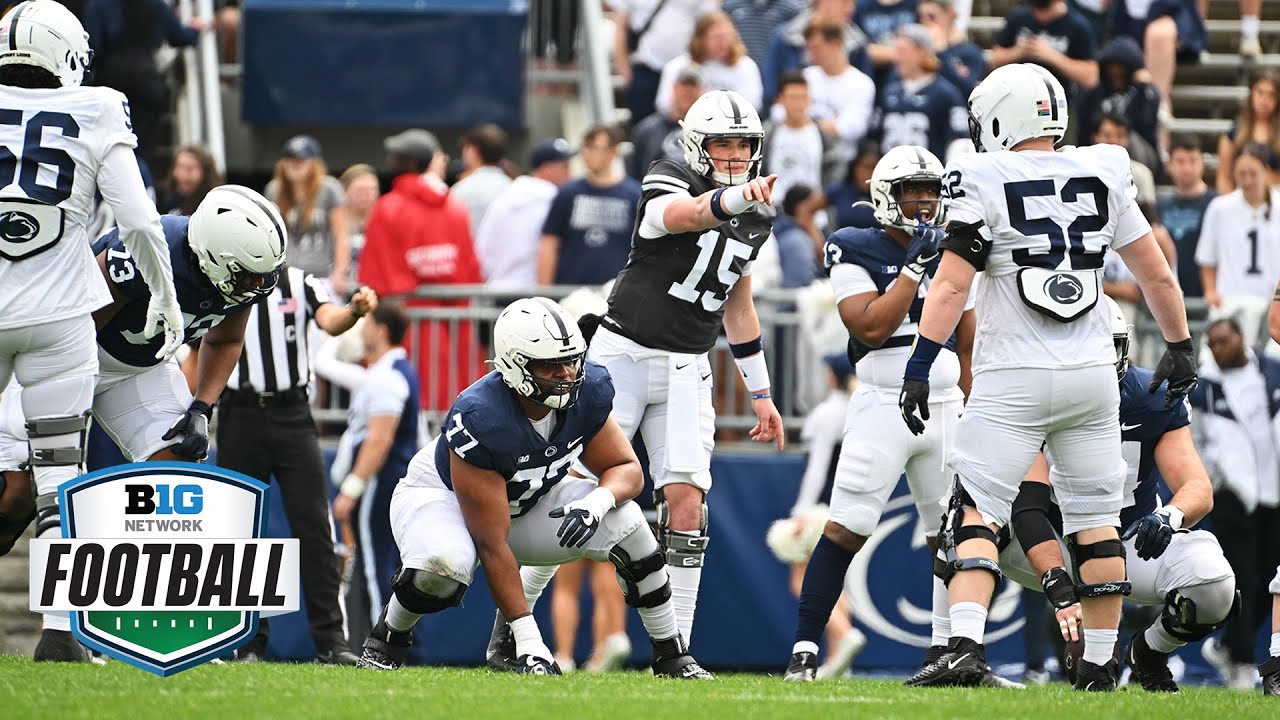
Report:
943,170,965,199
1007,176,1109,270
0,110,79,205
1247,228,1261,274
1061,176,1108,270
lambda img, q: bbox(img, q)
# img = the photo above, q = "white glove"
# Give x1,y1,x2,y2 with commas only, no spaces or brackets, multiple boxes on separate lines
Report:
548,487,616,548
144,295,186,360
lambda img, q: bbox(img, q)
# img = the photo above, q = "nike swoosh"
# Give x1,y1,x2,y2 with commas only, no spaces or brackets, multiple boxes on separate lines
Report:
566,436,582,450
676,363,690,370
749,232,761,239
701,372,712,381
1121,423,1142,431
947,653,970,670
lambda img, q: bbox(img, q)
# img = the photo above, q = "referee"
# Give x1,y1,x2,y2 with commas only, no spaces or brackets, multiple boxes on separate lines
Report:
194,265,376,664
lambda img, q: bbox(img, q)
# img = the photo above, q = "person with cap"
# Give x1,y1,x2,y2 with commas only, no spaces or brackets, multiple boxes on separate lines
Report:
628,65,704,181
474,138,575,288
918,0,986,97
1077,36,1162,176
538,125,642,286
871,24,969,163
358,129,484,412
265,135,351,296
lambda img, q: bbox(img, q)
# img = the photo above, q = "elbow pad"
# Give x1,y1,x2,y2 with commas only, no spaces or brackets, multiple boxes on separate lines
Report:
940,220,990,271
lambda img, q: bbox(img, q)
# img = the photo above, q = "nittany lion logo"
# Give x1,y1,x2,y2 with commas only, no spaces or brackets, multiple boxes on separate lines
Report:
0,210,40,244
1044,273,1084,304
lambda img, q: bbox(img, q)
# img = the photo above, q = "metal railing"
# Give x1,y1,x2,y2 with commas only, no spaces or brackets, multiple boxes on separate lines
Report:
174,0,226,174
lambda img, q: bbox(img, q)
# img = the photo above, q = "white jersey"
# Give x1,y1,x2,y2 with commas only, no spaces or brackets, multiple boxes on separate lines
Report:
0,85,138,330
1194,188,1280,302
944,144,1151,373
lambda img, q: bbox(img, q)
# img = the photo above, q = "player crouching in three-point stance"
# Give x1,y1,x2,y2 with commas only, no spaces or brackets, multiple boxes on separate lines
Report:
998,297,1237,694
358,298,712,679
898,63,1197,691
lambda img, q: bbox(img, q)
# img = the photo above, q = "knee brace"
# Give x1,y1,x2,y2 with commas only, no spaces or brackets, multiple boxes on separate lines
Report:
1067,537,1131,598
655,488,709,568
26,413,88,469
609,544,672,608
391,567,467,615
933,477,1003,587
0,470,35,556
34,490,60,538
1160,585,1241,643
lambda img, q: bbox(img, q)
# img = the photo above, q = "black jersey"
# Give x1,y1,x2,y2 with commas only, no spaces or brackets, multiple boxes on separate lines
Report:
604,160,772,354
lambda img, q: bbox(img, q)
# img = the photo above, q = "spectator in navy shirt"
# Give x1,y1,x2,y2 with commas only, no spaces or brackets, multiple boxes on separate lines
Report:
723,0,806,70
990,0,1098,101
919,0,985,96
1157,134,1216,298
857,0,918,70
539,125,642,285
825,140,881,231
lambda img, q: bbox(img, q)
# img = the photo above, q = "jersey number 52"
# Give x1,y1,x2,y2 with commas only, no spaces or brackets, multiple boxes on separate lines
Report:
668,230,753,311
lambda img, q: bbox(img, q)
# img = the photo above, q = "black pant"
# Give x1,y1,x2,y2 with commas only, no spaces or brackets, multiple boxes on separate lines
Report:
216,399,346,654
1211,490,1280,664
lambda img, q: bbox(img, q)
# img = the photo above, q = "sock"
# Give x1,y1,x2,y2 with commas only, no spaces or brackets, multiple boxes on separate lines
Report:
794,536,856,647
1144,620,1182,654
1270,632,1280,658
1242,15,1260,41
43,613,70,632
792,640,820,656
949,602,988,643
384,596,421,633
930,577,951,646
667,563,702,645
520,565,558,610
637,599,680,645
1083,628,1119,665
509,615,550,659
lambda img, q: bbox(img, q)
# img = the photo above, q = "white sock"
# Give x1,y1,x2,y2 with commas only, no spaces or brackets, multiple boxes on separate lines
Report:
637,599,680,644
520,565,558,610
1243,15,1260,41
793,640,820,656
931,577,952,646
667,561,702,646
384,596,421,633
1083,628,1119,665
1144,620,1182,654
949,602,987,643
509,615,550,659
1270,632,1280,657
43,613,70,632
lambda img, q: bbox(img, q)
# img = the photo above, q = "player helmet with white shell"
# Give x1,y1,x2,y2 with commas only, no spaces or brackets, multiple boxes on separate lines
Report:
866,145,946,233
967,63,1069,153
1104,295,1131,382
493,297,588,410
679,89,764,186
188,185,287,304
0,1,93,87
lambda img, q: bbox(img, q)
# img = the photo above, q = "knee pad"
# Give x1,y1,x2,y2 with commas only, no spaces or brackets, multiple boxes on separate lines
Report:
0,470,34,556
655,488,708,568
1160,585,1241,643
1011,482,1060,552
609,544,671,608
1067,537,1131,598
391,567,467,615
26,413,89,468
34,490,60,538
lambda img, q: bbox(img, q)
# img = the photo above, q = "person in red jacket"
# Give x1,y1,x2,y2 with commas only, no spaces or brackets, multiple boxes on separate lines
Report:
359,129,484,412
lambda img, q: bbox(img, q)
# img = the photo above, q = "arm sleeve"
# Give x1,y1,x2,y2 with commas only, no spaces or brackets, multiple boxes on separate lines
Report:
98,143,177,304
365,369,410,417
313,335,367,392
637,193,685,239
829,262,877,302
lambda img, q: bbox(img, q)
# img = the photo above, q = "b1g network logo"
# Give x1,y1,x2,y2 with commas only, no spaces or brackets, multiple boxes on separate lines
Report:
29,463,299,676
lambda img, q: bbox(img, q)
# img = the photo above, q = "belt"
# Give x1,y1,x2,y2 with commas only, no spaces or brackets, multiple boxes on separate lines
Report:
222,387,309,408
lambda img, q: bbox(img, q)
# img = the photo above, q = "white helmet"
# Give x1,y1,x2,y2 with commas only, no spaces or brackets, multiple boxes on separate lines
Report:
1104,295,1131,381
866,145,945,233
0,1,92,87
188,185,287,304
492,297,588,410
679,89,763,186
967,63,1069,153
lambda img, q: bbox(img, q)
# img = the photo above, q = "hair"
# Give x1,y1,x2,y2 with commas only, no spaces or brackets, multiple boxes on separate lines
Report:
461,124,509,166
372,302,409,346
689,11,746,65
1168,133,1202,155
582,123,624,148
166,145,222,217
782,184,815,216
804,17,845,45
1233,70,1280,159
270,154,328,232
845,139,882,185
1206,317,1243,337
0,65,60,89
1098,111,1131,133
340,163,378,189
777,70,808,93
1236,142,1273,218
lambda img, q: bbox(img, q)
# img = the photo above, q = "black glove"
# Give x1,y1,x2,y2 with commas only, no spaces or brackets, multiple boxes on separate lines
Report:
1149,338,1197,408
903,219,944,278
1121,509,1176,560
899,379,931,436
162,400,212,460
1040,567,1079,610
515,655,562,675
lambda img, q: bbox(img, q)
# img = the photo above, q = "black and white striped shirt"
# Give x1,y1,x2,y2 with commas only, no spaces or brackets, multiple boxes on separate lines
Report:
226,266,332,393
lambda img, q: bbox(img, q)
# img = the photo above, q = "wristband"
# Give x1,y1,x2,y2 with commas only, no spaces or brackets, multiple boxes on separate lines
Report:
719,183,756,215
900,263,926,283
189,400,213,419
340,473,368,499
904,336,943,383
1166,338,1194,352
735,351,770,393
729,336,764,359
709,188,733,222
751,391,771,401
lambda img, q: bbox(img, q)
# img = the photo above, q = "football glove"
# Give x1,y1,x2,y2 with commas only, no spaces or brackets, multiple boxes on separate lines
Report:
144,294,186,361
162,400,212,460
549,487,615,548
1121,507,1182,560
1149,338,1197,408
901,218,944,282
898,379,930,436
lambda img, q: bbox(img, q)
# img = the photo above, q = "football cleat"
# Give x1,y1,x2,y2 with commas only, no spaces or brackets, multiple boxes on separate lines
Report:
904,644,946,685
651,635,715,680
1124,631,1178,693
980,668,1025,689
316,644,360,666
904,637,986,687
516,655,562,675
33,629,87,663
1073,658,1120,692
783,651,817,682
486,610,520,672
357,611,413,671
1260,656,1280,696
817,628,867,680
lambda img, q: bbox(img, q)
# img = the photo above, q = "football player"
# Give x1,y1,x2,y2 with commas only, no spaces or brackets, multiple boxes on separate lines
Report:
357,298,712,679
0,186,294,660
0,0,184,649
784,146,980,682
998,297,1237,694
898,63,1197,690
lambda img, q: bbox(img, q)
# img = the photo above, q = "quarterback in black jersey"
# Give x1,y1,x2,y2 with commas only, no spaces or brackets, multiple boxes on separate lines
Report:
586,89,785,647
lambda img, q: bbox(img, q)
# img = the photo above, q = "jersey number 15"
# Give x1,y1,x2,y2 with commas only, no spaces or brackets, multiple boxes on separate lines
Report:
668,230,753,311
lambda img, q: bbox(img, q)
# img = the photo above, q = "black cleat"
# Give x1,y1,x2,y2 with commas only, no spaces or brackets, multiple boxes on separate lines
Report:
1073,658,1119,692
651,635,714,680
33,629,87,663
357,610,413,671
783,651,817,681
904,637,986,687
1124,631,1178,693
485,610,519,672
1261,656,1280,696
515,655,562,675
316,643,360,666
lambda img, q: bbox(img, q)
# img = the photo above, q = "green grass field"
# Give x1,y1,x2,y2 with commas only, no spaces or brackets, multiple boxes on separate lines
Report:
1,657,1276,720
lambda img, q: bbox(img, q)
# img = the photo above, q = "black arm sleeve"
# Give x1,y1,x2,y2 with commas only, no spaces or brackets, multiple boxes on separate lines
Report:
939,220,991,271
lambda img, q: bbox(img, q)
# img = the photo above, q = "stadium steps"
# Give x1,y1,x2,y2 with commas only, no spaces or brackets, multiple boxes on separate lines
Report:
0,527,38,657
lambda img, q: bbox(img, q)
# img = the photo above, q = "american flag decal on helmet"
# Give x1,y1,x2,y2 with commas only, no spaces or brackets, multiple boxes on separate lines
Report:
1035,99,1052,117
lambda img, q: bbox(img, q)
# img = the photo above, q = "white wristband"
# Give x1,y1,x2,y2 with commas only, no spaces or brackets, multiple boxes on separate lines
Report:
734,352,771,393
340,473,368,499
719,184,756,215
900,264,925,283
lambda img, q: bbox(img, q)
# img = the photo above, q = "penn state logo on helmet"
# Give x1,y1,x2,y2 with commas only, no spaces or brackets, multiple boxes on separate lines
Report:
1044,272,1084,304
492,297,588,411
